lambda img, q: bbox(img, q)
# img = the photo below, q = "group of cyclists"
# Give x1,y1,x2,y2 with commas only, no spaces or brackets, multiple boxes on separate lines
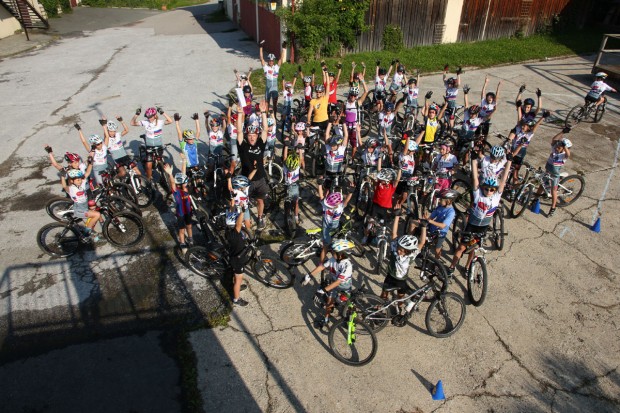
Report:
43,43,615,313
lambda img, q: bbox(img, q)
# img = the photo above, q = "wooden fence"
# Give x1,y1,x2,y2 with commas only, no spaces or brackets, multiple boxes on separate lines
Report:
238,0,281,55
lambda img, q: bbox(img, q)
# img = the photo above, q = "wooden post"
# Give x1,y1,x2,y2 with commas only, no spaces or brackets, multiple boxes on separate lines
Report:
592,34,610,74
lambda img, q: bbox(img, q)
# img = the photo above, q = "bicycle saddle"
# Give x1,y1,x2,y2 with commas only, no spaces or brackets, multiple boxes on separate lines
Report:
306,228,321,235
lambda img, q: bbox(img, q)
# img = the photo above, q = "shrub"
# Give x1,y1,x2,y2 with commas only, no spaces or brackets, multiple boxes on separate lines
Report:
60,0,72,13
382,24,404,53
40,0,59,17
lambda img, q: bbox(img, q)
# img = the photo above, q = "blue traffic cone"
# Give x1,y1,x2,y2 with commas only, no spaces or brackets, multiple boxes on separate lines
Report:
432,380,445,400
591,217,601,233
530,199,541,214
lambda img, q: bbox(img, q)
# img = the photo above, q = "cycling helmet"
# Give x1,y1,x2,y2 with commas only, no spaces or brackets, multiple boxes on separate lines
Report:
523,98,535,106
485,92,496,101
377,168,395,182
106,121,118,131
294,122,306,132
468,105,480,115
315,84,325,93
267,53,276,61
145,107,157,118
183,129,195,141
385,102,395,112
378,68,387,76
267,117,275,127
397,64,405,72
64,152,81,163
594,72,608,79
324,192,343,208
490,145,505,159
447,77,456,85
408,78,417,85
67,169,85,179
482,177,499,188
331,238,354,253
366,137,379,148
285,153,300,170
438,189,459,200
428,104,439,113
89,134,103,145
231,112,238,122
174,173,189,185
226,210,239,227
557,138,572,148
303,76,312,83
285,82,293,89
524,120,536,127
231,175,250,190
210,117,222,127
397,234,418,251
242,85,252,94
408,140,419,152
349,86,359,96
328,72,335,77
329,136,343,147
246,124,260,134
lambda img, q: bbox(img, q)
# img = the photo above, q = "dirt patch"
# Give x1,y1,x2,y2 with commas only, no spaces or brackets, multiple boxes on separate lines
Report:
591,123,620,142
9,189,53,212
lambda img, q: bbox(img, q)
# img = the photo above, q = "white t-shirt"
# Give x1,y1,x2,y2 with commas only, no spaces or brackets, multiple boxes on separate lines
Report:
209,130,225,149
284,165,300,185
140,119,165,147
391,72,405,88
69,181,88,211
469,188,501,226
375,76,387,92
433,153,458,175
322,202,345,227
479,156,506,180
399,153,416,175
378,112,395,131
405,86,419,104
107,133,127,159
92,144,109,171
324,145,346,172
362,149,381,167
587,80,613,99
388,240,419,280
479,99,496,118
233,187,249,208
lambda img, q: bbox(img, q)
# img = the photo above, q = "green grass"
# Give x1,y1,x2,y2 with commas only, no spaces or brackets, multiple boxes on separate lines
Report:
80,0,210,9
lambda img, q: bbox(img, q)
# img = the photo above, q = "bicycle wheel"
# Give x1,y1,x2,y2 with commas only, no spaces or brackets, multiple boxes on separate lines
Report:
280,241,314,266
593,103,605,123
451,179,472,214
348,234,366,258
565,105,584,128
102,211,145,248
310,146,320,178
157,163,172,193
467,257,488,307
37,222,81,258
252,256,294,289
359,109,372,137
492,209,505,251
110,182,139,205
185,246,227,279
375,240,388,276
193,206,213,243
266,162,284,185
45,196,74,222
328,318,378,366
557,175,585,206
131,175,155,208
105,195,142,217
357,182,372,219
425,292,466,338
418,255,448,294
284,199,297,237
354,293,392,333
510,184,533,218
451,213,465,253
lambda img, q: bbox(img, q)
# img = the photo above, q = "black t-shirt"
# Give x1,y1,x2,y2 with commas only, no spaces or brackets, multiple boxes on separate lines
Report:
238,139,266,181
226,228,246,258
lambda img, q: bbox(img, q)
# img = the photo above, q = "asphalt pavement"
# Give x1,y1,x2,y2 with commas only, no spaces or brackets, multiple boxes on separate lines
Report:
0,3,619,413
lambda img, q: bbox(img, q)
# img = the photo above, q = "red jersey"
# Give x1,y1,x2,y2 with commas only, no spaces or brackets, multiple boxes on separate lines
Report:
373,182,396,208
324,79,338,104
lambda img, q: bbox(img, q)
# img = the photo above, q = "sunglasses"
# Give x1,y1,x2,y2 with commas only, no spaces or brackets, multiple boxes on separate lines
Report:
483,187,496,193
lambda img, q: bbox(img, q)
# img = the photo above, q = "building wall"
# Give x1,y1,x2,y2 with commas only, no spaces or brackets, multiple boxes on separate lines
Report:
0,7,22,40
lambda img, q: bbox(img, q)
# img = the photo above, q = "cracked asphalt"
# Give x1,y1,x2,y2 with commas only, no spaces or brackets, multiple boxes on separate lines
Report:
0,4,619,413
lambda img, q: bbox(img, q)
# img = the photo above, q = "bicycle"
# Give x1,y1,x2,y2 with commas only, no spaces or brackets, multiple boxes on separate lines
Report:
37,210,145,257
510,165,585,218
353,164,378,219
306,126,324,178
185,234,294,289
565,97,607,128
45,188,142,223
450,218,490,306
139,136,173,194
112,159,155,208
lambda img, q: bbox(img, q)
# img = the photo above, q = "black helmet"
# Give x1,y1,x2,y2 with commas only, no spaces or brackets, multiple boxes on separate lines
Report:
378,68,387,76
243,85,252,94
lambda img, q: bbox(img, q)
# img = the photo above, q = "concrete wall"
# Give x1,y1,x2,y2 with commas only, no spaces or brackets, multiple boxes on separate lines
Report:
442,0,464,43
0,7,22,40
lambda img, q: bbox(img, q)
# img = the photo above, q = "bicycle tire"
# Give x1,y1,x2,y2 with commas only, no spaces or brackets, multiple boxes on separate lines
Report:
593,104,605,123
418,255,449,294
252,256,294,289
157,163,172,194
280,241,315,266
328,318,378,366
359,109,372,137
451,213,465,254
451,179,472,214
37,222,81,258
284,199,297,237
510,184,533,218
193,205,213,243
45,196,74,222
102,211,145,248
357,182,372,219
467,257,488,306
110,182,139,205
425,292,466,338
354,293,392,333
375,240,387,276
266,162,284,185
565,105,584,128
104,195,142,217
492,209,505,251
557,174,585,206
185,246,227,279
131,175,155,208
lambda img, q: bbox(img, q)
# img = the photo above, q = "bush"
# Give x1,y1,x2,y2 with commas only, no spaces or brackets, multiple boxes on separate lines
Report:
382,24,404,53
40,0,59,17
60,0,72,13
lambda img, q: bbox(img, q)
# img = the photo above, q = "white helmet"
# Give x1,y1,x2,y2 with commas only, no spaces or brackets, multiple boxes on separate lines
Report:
89,134,103,145
226,210,239,227
106,121,118,131
174,173,188,185
267,53,276,61
398,235,418,251
408,140,419,152
377,168,395,182
594,72,608,79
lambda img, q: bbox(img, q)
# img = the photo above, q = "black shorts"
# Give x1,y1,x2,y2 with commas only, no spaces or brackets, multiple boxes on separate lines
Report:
249,177,269,200
114,155,133,168
476,121,491,136
585,95,598,104
396,180,409,195
460,223,488,244
382,275,410,295
141,146,164,163
372,203,393,221
177,214,192,228
513,155,525,166
323,172,353,195
311,120,329,132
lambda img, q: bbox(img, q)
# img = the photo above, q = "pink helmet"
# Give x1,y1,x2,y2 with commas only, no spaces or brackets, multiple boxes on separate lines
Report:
294,122,306,131
144,107,157,118
324,192,343,209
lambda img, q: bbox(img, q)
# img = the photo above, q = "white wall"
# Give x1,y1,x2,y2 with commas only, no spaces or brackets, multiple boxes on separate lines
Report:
0,7,22,40
442,0,464,43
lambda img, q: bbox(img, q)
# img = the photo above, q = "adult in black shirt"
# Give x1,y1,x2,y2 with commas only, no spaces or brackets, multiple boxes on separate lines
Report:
236,101,270,229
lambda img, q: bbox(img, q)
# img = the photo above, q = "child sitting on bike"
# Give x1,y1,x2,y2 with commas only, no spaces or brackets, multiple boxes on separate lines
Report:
303,239,356,329
415,96,447,147
388,61,407,102
99,115,137,178
421,189,457,260
281,74,297,125
534,127,573,217
585,72,616,108
265,115,277,159
431,143,458,191
62,166,101,242
282,149,302,224
318,192,346,262
175,113,202,171
374,61,391,113
228,175,253,232
317,131,350,202
448,155,512,277
298,68,315,109
378,102,396,160
131,106,173,180
478,75,502,138
395,135,418,210
343,78,369,161
75,124,109,187
360,137,382,171
508,112,548,184
362,167,401,245
349,61,366,88
164,163,193,253
204,111,227,157
395,74,420,119
479,145,507,182
442,65,462,130
515,85,542,123
44,147,86,187
226,208,250,307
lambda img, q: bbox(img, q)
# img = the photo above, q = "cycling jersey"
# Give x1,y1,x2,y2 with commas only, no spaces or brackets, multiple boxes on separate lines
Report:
479,156,506,180
267,128,277,144
69,181,88,212
462,112,483,134
233,187,249,209
310,95,329,123
322,202,344,227
433,153,458,175
344,100,359,125
325,79,338,104
283,89,293,103
208,130,225,152
444,85,459,107
323,257,353,291
263,64,279,90
140,119,165,147
546,144,568,175
387,240,419,280
511,127,534,154
405,86,419,106
324,145,346,173
520,110,536,123
284,165,300,185
107,133,128,159
422,116,440,143
429,206,455,236
173,188,191,217
242,95,254,116
468,188,501,227
180,141,199,168
304,84,312,101
373,181,396,208
399,153,416,175
91,144,109,172
378,112,395,132
375,76,387,92
362,149,380,167
479,100,496,119
587,80,613,99
390,72,405,90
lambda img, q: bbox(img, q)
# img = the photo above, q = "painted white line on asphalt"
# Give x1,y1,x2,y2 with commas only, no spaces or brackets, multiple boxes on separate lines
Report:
592,137,620,225
559,226,571,238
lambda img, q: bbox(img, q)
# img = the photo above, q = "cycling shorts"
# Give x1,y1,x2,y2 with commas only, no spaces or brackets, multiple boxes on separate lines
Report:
382,275,410,295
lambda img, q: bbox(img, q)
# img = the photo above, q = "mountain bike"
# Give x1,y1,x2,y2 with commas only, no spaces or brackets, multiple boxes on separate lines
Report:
510,165,585,218
45,189,142,223
307,126,324,178
565,97,607,128
353,164,378,219
113,159,155,208
139,137,173,194
37,210,145,257
185,235,294,289
451,217,490,306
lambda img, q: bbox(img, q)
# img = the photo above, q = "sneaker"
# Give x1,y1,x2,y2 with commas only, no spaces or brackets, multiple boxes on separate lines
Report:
186,237,194,246
257,217,266,230
302,274,312,286
548,207,556,217
447,267,455,278
240,284,247,292
314,317,328,329
233,298,249,307
180,243,188,254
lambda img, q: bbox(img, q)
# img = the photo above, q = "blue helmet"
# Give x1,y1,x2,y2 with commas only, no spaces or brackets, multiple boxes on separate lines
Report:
483,177,498,188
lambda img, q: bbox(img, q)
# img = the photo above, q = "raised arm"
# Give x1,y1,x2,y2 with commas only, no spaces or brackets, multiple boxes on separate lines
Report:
130,107,142,126
259,43,266,67
259,100,268,143
193,113,201,139
357,76,369,104
498,158,512,193
481,75,489,100
76,125,91,152
277,42,286,66
236,110,244,146
350,61,356,84
117,115,129,137
472,157,480,190
174,113,183,141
